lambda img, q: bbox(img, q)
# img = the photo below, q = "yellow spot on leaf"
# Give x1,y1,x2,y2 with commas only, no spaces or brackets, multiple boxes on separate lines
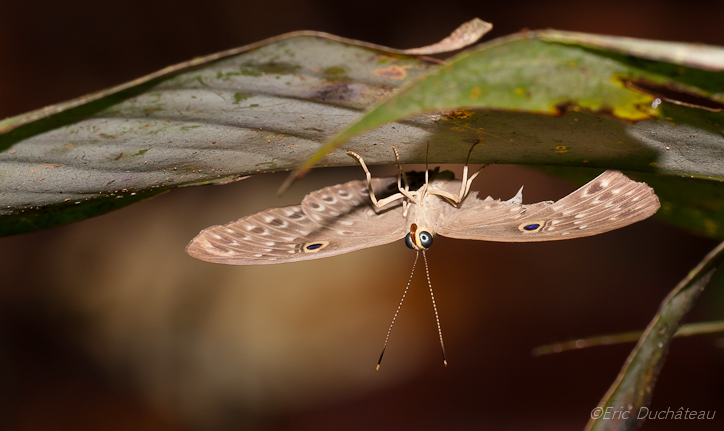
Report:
445,110,474,120
29,164,60,175
470,86,481,100
703,219,719,236
372,65,412,79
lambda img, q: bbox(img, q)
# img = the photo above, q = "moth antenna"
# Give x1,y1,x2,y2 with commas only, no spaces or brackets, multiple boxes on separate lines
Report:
423,250,447,367
425,141,430,185
465,140,481,165
377,251,419,370
392,146,404,192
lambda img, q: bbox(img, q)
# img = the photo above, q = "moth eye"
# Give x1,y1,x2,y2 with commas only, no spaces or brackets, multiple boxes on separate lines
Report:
418,231,434,249
518,221,545,233
404,233,415,250
303,241,329,253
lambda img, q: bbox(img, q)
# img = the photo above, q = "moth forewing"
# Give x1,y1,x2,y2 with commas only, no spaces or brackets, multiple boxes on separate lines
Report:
186,160,660,368
186,178,407,265
436,170,660,242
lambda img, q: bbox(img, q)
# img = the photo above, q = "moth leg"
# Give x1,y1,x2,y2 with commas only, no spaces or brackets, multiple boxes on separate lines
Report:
391,146,423,216
348,150,409,209
428,187,462,205
461,166,486,200
427,166,485,207
392,147,417,204
457,141,487,201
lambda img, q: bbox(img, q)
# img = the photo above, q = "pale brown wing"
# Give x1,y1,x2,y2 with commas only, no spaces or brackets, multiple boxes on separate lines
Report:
436,170,660,242
186,178,407,265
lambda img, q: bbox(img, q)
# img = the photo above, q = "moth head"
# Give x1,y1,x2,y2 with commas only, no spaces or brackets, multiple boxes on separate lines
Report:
405,223,434,250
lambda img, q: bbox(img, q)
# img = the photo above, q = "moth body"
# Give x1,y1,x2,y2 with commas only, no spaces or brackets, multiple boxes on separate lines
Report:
187,166,659,264
186,152,661,367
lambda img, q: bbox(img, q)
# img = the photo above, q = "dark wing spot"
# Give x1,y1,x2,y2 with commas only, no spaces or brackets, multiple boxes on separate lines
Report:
289,212,304,220
251,227,265,234
211,244,230,252
588,182,602,194
322,195,334,202
599,191,613,201
269,218,283,226
518,221,545,233
310,202,321,209
302,240,329,253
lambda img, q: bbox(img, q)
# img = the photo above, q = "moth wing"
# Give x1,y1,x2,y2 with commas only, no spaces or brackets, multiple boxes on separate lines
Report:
437,170,660,242
187,178,407,265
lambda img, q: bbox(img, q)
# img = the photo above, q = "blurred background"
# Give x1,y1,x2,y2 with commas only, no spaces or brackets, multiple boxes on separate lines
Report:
1,1,723,430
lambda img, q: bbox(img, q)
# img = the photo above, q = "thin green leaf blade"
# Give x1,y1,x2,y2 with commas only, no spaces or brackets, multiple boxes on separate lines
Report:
532,320,724,356
586,241,724,431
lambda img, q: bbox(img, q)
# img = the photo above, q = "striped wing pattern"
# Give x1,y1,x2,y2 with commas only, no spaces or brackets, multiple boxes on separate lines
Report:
186,178,406,265
437,170,660,242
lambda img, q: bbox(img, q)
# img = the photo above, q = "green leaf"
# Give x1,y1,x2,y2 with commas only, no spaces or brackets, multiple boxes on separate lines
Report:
586,241,724,431
4,27,724,237
298,30,724,184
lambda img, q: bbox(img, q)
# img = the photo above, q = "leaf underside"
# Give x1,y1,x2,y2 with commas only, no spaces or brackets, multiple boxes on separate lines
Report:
1,29,723,235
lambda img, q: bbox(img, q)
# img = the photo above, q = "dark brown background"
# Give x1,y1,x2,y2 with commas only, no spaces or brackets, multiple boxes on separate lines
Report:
1,1,723,430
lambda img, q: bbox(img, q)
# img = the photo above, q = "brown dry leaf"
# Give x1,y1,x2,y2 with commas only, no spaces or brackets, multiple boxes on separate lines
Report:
402,18,492,55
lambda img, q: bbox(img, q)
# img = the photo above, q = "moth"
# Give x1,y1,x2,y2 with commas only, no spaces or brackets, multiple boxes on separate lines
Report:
187,148,660,368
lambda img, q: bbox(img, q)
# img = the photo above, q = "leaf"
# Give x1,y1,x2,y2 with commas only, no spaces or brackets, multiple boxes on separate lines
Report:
295,30,724,185
0,17,495,236
400,18,491,55
0,32,446,235
585,241,724,431
531,320,724,356
3,27,724,236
